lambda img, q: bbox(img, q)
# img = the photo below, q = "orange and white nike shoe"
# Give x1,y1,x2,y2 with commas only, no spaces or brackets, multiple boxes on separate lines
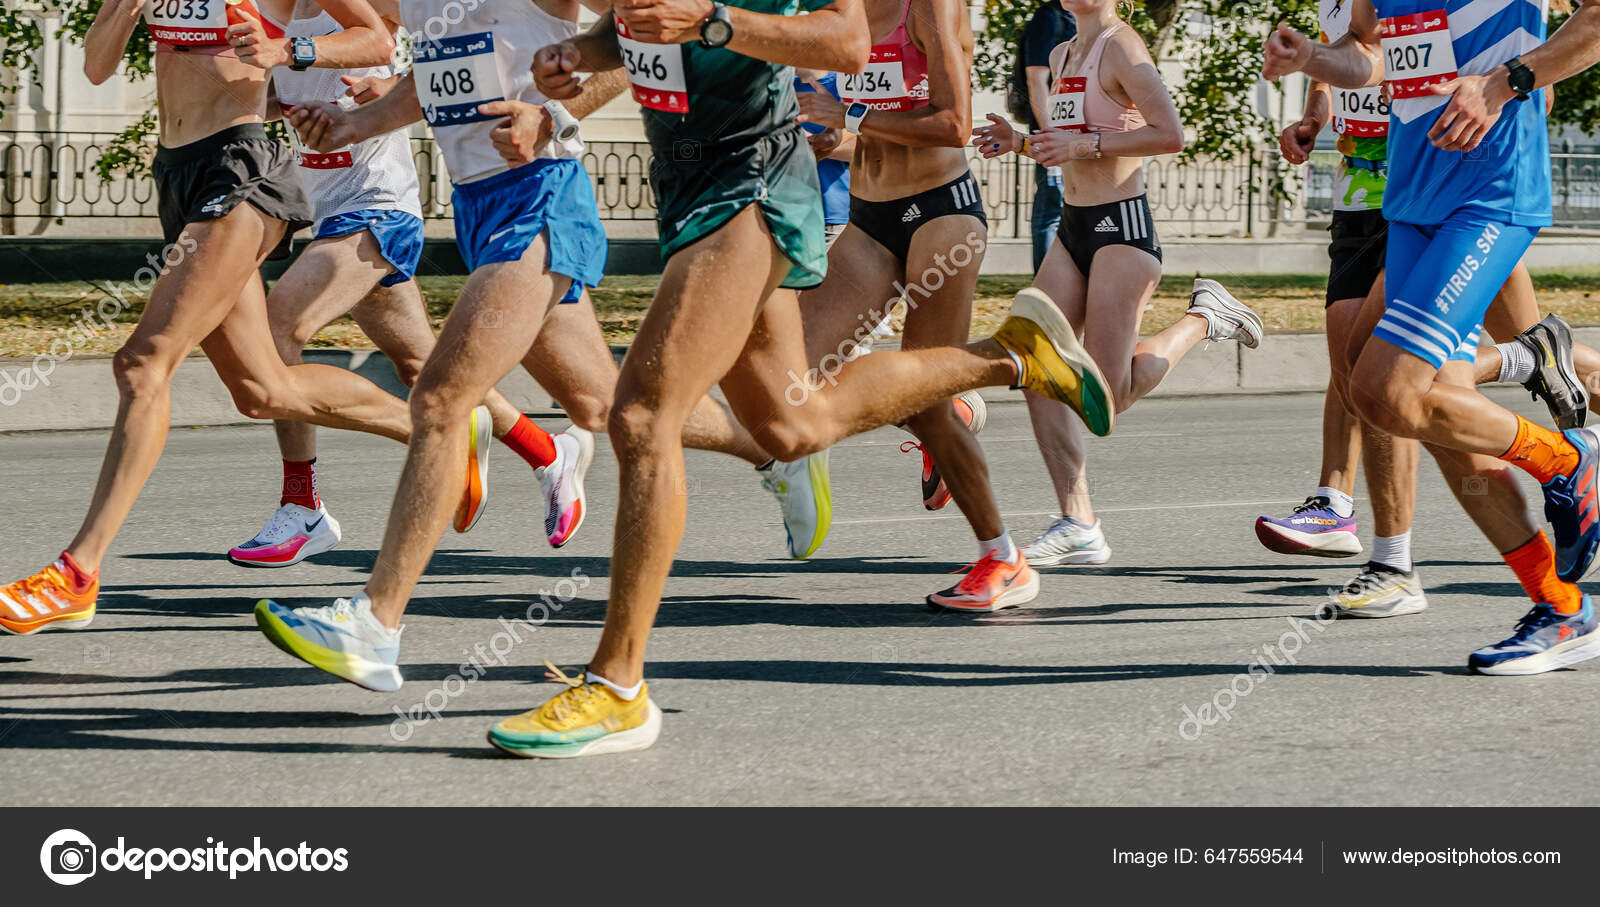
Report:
0,556,98,635
926,552,1040,613
904,390,988,511
453,405,492,533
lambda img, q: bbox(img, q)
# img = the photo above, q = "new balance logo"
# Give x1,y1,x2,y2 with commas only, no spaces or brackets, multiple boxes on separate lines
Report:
902,204,922,223
1093,216,1118,233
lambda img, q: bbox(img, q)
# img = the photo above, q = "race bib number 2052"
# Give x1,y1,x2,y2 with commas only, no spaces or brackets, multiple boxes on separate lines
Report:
412,31,506,127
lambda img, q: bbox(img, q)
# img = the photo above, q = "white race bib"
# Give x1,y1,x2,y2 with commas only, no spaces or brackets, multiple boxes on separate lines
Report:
280,103,354,169
144,0,229,45
1332,85,1389,136
616,16,688,113
1380,10,1458,100
841,46,910,111
412,31,506,127
1047,76,1087,132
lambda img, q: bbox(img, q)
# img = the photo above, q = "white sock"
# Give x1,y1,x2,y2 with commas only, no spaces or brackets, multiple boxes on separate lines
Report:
1370,532,1413,574
586,670,643,701
1496,341,1536,384
1316,486,1355,518
1002,349,1024,388
980,530,1019,565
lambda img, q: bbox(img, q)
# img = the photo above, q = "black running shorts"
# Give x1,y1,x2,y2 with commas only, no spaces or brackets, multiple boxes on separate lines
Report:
152,124,311,260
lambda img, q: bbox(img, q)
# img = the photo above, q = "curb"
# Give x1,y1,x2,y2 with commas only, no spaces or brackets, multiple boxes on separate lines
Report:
5,328,1600,433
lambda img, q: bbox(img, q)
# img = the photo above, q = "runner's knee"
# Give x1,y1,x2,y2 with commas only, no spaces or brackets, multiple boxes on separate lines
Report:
408,372,476,431
1349,367,1422,438
111,340,183,401
560,387,611,433
223,374,295,421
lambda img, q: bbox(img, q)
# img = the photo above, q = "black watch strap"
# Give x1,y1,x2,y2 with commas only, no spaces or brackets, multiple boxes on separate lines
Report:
1505,57,1534,101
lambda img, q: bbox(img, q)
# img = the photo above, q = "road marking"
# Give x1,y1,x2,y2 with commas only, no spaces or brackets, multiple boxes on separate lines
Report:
834,499,1298,526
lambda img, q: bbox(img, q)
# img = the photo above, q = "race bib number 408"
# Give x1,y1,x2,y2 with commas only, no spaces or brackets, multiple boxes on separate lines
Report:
841,46,910,111
143,0,228,45
1047,76,1087,132
1379,10,1458,99
616,16,688,113
412,31,506,127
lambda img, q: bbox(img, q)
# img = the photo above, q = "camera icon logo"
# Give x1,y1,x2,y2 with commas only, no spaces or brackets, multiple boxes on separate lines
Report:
40,828,97,885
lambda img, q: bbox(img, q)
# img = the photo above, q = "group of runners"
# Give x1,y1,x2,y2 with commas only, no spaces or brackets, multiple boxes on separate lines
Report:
1,0,1598,758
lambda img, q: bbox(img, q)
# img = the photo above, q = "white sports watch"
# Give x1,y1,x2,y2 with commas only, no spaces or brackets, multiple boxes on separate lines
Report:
843,101,869,135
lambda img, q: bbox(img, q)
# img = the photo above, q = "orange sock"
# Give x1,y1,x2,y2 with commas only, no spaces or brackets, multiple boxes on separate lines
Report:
1503,532,1583,614
1499,415,1578,484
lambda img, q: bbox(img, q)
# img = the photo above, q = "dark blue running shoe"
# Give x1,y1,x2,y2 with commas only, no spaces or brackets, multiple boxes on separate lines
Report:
1544,428,1600,582
1469,596,1600,675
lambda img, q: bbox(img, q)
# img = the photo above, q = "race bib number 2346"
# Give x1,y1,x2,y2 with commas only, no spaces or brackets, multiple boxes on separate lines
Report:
616,16,688,113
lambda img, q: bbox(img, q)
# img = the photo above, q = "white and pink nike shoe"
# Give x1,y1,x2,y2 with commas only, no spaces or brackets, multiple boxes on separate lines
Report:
229,502,342,568
540,427,593,548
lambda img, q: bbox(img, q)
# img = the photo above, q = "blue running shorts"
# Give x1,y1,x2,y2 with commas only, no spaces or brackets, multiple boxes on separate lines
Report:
450,159,608,304
313,209,425,287
1374,214,1540,370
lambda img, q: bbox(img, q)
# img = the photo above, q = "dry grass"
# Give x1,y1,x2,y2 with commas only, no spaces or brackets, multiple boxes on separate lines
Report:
5,270,1600,358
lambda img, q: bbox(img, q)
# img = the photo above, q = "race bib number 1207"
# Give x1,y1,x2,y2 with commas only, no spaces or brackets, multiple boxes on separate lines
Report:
412,31,506,127
1379,10,1458,99
616,16,688,113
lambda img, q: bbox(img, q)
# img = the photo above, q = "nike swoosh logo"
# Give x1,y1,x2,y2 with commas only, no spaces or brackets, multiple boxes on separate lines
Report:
1001,573,1017,588
305,515,324,532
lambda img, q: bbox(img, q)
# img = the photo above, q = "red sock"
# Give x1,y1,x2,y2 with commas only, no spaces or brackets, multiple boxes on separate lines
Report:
1503,531,1583,614
500,414,558,470
57,550,98,594
281,458,320,510
1500,415,1579,484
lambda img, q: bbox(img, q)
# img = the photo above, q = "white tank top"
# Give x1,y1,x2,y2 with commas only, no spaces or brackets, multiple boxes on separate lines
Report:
273,11,423,226
400,0,582,186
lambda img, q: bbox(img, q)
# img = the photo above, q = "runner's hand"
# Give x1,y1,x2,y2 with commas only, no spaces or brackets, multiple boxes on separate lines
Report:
1027,129,1096,165
481,100,554,167
534,41,585,100
971,113,1019,159
1279,116,1319,165
227,9,290,70
1427,73,1513,152
616,0,717,44
807,127,843,159
796,90,845,130
1262,22,1312,81
342,74,394,105
287,102,358,152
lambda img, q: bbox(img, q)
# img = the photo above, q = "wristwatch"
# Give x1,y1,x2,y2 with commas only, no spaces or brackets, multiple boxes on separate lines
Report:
700,2,734,48
1092,133,1103,159
1505,57,1535,101
290,37,317,71
843,101,869,134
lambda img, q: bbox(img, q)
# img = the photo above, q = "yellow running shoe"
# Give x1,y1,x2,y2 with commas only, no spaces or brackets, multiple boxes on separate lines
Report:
454,405,492,533
487,662,663,759
993,288,1115,436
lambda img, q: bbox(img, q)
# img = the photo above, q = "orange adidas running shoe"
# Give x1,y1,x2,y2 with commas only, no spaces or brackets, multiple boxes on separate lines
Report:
0,556,98,635
927,552,1040,613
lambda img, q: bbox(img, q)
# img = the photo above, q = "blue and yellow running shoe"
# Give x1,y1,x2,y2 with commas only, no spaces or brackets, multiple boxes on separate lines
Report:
758,452,832,559
255,594,403,691
1543,427,1600,581
1468,595,1600,675
488,662,663,759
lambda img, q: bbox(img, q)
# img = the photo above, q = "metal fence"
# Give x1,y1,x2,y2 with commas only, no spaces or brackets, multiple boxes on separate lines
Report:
4,131,1598,236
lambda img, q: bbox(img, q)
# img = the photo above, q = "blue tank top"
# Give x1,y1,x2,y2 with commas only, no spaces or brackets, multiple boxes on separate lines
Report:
1374,0,1550,227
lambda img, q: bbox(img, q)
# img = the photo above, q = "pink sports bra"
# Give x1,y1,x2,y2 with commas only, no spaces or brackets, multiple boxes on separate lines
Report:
1046,22,1145,135
839,0,929,111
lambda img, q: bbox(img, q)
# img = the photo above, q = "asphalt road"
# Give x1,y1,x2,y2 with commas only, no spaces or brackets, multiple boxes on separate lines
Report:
3,388,1597,806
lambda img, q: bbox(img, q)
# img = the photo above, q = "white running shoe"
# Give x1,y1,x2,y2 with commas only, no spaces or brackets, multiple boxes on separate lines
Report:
1024,516,1112,566
1188,278,1264,348
254,593,404,691
758,452,832,559
540,427,594,548
228,502,342,568
1318,563,1428,619
454,405,493,533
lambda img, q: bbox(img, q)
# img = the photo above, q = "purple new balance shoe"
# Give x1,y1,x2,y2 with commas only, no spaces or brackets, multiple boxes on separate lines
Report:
1255,496,1361,558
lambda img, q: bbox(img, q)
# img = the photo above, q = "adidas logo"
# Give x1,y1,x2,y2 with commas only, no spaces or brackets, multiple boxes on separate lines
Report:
1093,216,1118,233
902,204,922,223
